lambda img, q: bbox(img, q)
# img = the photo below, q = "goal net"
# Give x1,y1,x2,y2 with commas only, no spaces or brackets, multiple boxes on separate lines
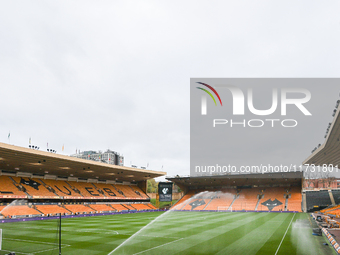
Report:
217,206,232,212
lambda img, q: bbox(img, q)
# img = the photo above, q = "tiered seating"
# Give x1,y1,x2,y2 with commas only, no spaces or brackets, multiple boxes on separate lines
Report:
66,182,106,199
172,190,196,210
257,187,286,211
12,177,56,199
232,189,260,211
287,186,302,212
0,205,40,217
306,190,332,211
147,203,157,209
124,204,136,210
204,190,237,210
35,205,70,215
42,179,83,199
64,204,95,214
0,176,27,198
113,184,142,199
111,204,129,211
133,203,153,210
92,183,123,199
321,205,340,214
88,204,115,212
130,185,149,199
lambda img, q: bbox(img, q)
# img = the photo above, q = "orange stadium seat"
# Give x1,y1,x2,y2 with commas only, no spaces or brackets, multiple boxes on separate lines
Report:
172,190,196,210
147,203,157,209
111,204,129,211
92,183,125,199
87,204,115,212
204,190,237,211
0,176,27,198
35,205,70,215
132,203,153,210
12,177,57,199
64,204,96,214
258,187,286,211
232,189,260,211
130,185,149,199
287,186,302,212
65,181,106,199
41,179,84,199
113,184,142,199
0,205,40,217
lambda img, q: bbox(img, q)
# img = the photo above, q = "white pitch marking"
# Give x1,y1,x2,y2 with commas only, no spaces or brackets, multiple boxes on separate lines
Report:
274,213,296,255
132,238,184,255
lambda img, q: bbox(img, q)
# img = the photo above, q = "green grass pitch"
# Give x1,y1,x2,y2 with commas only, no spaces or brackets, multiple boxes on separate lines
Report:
0,211,335,255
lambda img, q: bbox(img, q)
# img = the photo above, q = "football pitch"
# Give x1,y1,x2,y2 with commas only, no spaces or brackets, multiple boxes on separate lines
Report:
0,211,335,255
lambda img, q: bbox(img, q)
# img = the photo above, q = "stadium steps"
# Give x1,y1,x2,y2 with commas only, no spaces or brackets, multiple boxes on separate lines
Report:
107,204,117,211
255,197,261,210
38,179,60,197
60,204,73,214
328,190,336,206
32,205,44,214
228,194,238,210
91,183,107,198
202,192,216,210
65,181,84,197
285,196,288,211
129,185,143,198
110,184,126,197
9,176,31,198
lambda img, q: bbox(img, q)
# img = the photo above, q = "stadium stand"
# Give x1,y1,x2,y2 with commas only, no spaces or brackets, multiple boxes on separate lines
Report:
204,190,237,211
306,190,332,211
12,177,58,199
0,176,27,198
87,204,115,212
64,204,95,214
111,204,129,211
41,179,83,199
258,187,286,211
132,203,153,211
232,188,260,211
65,181,106,199
35,204,70,215
147,203,157,209
130,185,149,199
287,186,302,212
0,205,41,217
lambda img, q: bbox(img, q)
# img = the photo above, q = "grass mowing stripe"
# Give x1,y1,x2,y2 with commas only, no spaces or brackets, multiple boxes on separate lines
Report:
176,213,278,255
274,213,295,255
215,213,289,255
132,238,184,255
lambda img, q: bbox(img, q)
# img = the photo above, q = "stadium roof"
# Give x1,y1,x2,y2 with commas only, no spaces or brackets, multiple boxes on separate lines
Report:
167,172,303,188
303,101,340,166
0,142,166,182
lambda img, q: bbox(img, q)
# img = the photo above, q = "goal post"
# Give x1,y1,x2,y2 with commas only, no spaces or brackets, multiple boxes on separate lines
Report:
0,229,2,250
217,206,232,212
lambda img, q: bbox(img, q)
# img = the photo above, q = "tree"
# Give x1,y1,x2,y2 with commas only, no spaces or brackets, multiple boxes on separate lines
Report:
147,179,158,193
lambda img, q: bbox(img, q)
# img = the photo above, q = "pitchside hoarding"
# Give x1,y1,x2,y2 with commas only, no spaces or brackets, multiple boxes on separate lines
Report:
158,182,173,202
190,78,340,177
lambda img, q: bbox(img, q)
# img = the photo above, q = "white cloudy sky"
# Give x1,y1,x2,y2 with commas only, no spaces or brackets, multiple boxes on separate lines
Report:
0,1,339,180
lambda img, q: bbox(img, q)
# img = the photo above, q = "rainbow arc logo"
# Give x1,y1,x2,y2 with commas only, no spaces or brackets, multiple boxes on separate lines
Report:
196,82,222,106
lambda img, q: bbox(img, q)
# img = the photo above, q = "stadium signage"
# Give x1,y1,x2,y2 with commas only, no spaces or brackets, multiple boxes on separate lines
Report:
158,182,173,202
196,82,311,128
